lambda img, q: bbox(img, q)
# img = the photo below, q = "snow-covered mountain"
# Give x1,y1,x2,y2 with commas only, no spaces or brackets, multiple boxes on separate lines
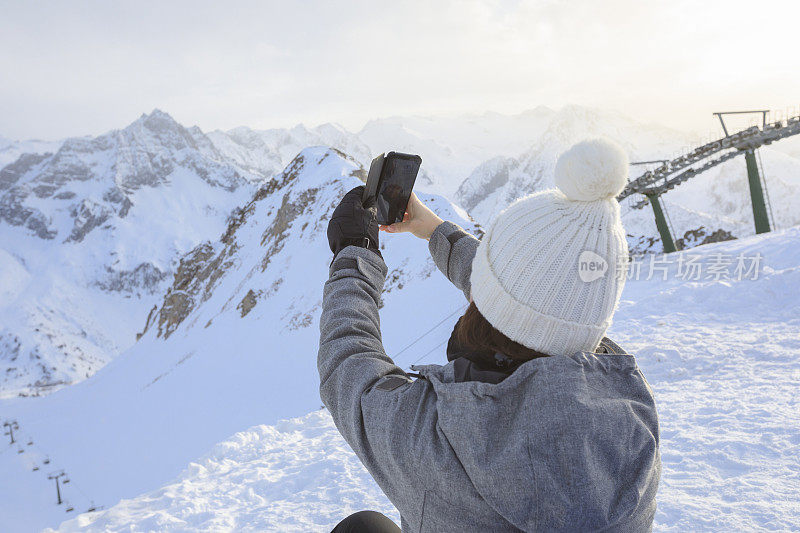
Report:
0,147,480,531
0,110,255,397
206,107,558,199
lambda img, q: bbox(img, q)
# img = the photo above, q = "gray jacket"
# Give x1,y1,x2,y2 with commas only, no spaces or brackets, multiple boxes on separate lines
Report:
318,221,661,532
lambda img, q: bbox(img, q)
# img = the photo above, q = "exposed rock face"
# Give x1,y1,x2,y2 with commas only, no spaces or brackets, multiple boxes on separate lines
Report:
627,234,662,256
455,156,520,212
675,227,736,250
0,152,52,190
154,243,220,339
96,263,168,293
237,289,260,317
260,187,319,271
66,199,114,242
140,154,317,339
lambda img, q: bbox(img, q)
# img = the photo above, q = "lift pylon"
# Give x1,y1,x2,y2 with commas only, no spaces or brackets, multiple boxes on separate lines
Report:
744,149,771,234
646,194,677,253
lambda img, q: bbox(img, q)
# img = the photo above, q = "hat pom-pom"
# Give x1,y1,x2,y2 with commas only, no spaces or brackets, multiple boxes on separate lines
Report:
554,138,629,201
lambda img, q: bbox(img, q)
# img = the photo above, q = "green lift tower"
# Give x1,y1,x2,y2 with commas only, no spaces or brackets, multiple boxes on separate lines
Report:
743,149,771,234
646,193,677,253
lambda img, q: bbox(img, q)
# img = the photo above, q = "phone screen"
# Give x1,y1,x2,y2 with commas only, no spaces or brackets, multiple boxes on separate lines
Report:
376,153,422,225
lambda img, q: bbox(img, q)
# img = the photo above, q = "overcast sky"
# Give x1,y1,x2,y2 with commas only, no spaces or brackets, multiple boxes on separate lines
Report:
1,0,798,140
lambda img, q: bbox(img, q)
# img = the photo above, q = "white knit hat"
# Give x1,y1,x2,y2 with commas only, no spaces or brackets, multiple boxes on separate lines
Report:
470,138,630,356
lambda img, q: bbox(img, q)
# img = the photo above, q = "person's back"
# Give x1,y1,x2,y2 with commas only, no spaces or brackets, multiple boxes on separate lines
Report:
320,138,660,532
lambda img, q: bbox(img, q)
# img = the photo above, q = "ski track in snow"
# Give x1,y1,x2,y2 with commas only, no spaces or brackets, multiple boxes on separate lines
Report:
46,228,800,532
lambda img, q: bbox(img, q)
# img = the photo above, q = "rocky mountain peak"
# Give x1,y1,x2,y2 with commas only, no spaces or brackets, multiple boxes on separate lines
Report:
135,108,179,129
120,109,201,154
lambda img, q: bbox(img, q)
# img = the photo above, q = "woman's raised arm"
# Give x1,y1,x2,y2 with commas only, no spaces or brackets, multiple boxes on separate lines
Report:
381,193,480,301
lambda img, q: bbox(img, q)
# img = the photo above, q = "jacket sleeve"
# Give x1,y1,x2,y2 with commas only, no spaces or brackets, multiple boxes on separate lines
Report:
318,246,406,415
427,221,481,300
318,245,444,525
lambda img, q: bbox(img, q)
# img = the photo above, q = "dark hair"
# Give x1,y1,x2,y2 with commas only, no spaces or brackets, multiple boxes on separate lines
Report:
454,302,549,362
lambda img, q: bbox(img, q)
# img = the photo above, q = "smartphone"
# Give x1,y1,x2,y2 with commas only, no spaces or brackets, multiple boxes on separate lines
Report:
363,151,422,225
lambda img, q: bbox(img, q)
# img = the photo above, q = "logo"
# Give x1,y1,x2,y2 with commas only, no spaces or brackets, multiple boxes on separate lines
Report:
578,251,608,282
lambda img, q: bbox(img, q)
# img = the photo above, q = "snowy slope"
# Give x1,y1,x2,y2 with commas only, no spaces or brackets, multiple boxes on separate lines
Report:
0,147,480,532
665,147,800,232
622,146,800,253
0,110,254,397
45,226,800,532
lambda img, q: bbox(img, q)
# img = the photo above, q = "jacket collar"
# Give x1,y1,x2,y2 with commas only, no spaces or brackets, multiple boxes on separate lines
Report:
446,317,525,384
445,317,627,384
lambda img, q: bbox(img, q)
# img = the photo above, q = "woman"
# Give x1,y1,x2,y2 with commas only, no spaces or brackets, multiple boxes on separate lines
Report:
319,139,661,532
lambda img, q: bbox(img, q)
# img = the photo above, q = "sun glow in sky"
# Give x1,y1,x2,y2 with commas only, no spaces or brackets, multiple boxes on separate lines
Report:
1,0,798,139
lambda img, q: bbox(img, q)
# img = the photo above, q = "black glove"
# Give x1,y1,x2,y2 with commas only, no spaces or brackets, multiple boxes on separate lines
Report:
327,185,381,259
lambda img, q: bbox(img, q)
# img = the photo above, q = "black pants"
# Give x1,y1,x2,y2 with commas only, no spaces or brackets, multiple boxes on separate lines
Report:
331,510,400,533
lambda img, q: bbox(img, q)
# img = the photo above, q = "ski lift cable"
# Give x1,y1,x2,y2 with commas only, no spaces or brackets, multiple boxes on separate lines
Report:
620,196,638,218
65,473,94,503
409,337,451,367
393,303,468,361
36,451,94,507
16,427,99,511
661,196,679,247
